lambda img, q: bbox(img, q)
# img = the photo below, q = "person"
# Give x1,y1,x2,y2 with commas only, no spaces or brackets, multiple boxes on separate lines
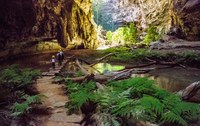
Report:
60,49,64,63
57,50,61,66
51,55,55,69
57,49,64,66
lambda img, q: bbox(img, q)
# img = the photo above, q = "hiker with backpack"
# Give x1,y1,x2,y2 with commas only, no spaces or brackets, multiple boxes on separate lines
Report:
57,49,64,66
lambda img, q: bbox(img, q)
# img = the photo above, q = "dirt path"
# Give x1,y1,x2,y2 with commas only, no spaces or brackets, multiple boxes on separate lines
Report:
35,60,82,126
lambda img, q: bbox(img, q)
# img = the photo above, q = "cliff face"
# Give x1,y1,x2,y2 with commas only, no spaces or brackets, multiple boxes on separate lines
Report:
107,0,200,41
172,0,200,40
0,0,97,54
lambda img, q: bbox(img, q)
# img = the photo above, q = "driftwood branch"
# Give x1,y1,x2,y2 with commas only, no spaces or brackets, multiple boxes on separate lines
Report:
76,59,90,75
146,58,187,67
124,61,156,69
90,53,114,67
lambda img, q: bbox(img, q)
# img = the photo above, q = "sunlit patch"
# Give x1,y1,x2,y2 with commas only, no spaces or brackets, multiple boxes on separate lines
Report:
93,63,125,74
96,45,110,50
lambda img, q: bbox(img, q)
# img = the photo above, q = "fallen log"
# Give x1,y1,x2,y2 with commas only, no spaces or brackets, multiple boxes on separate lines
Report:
181,81,200,102
109,68,154,81
96,82,105,89
125,61,156,69
76,59,91,75
90,53,115,67
145,58,186,67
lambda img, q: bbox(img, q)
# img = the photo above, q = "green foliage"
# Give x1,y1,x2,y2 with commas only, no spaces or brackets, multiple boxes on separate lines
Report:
112,27,124,42
65,81,97,113
106,31,113,41
66,77,200,126
128,23,138,44
102,47,130,54
104,48,160,62
106,23,139,46
75,70,85,77
99,113,121,126
0,65,41,89
183,51,200,60
11,95,41,116
143,25,160,45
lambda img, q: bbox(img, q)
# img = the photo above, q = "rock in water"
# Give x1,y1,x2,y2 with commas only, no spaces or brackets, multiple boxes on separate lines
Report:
181,81,200,103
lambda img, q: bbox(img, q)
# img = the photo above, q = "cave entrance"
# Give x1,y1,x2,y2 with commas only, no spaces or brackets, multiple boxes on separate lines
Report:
92,0,142,49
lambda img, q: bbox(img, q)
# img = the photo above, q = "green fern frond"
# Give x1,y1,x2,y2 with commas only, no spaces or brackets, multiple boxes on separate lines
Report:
11,102,29,116
99,112,120,126
66,81,97,113
160,111,187,126
140,95,163,115
11,94,42,116
0,66,41,89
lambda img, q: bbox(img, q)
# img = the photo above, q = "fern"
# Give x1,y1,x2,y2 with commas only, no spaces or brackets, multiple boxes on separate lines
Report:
65,81,97,113
66,77,200,126
99,113,120,126
160,111,187,126
11,102,29,116
11,94,42,116
0,65,41,89
75,70,85,77
140,95,163,115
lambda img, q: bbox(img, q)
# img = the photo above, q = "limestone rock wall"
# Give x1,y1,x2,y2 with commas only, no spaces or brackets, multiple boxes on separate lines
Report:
0,0,97,58
172,0,200,40
108,0,200,41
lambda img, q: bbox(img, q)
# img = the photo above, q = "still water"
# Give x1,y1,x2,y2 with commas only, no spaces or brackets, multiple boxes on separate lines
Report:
2,53,200,93
92,63,200,92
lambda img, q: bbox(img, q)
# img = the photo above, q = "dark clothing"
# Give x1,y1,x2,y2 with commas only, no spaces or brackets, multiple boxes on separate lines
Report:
52,62,55,69
57,52,64,66
52,58,55,69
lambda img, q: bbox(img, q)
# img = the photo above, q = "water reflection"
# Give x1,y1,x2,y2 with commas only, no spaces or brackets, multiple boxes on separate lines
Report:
93,63,125,74
63,62,200,93
133,68,200,92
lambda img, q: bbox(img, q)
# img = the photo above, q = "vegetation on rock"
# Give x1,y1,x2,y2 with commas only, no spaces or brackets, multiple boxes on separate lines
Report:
143,25,161,45
106,23,139,46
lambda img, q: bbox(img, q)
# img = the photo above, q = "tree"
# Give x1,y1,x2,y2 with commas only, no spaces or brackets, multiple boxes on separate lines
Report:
143,25,159,45
129,23,138,44
106,31,113,41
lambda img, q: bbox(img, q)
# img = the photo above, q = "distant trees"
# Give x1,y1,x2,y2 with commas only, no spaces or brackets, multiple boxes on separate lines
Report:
106,22,138,45
106,23,161,46
106,31,113,41
143,25,160,45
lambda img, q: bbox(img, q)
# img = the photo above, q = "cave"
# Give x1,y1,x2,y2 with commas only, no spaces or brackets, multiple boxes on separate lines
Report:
0,0,200,126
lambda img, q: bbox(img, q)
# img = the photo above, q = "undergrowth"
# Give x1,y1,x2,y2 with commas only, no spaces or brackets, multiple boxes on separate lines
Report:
0,65,41,117
101,47,200,66
65,77,200,126
0,65,41,89
11,94,42,116
65,80,97,114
